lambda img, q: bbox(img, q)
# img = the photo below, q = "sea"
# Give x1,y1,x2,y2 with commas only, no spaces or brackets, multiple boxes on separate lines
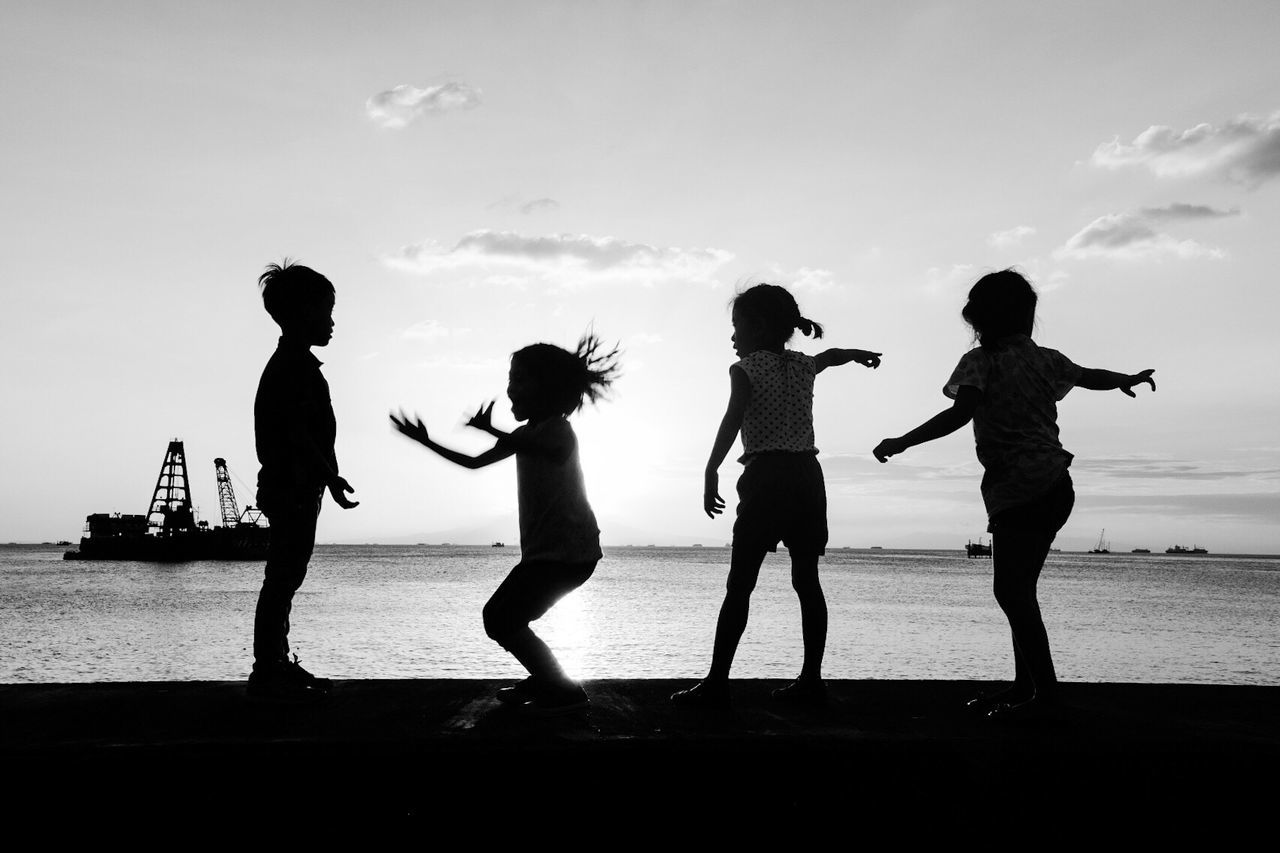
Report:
1,544,1277,685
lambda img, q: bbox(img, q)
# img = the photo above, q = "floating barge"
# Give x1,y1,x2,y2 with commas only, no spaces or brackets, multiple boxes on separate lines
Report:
64,440,269,562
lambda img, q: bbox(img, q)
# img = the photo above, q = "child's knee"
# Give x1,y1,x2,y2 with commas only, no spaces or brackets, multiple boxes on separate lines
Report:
724,572,759,600
482,603,526,644
791,573,823,597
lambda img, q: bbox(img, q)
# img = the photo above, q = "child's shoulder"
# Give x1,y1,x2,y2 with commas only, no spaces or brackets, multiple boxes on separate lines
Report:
735,349,813,369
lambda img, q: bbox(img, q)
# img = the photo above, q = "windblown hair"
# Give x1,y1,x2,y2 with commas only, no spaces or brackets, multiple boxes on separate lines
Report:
258,259,335,325
962,268,1037,348
732,283,824,348
512,331,621,416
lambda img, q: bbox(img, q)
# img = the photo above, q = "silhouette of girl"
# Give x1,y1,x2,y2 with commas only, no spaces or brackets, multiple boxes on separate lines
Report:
874,269,1154,720
673,284,882,709
392,332,619,715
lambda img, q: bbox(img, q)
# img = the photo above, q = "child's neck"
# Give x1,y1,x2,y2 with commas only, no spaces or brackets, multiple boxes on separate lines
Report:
279,331,315,350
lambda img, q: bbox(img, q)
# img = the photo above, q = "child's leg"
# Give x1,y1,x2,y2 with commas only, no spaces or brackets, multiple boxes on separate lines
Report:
789,551,826,683
252,493,320,668
483,561,594,686
991,529,1057,700
706,545,771,682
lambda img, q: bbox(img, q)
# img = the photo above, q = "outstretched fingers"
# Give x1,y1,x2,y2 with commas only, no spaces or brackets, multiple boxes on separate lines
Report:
466,400,496,430
390,409,430,442
1123,369,1157,397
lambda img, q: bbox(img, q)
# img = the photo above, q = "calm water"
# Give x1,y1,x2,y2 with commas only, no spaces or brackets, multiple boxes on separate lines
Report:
1,544,1277,685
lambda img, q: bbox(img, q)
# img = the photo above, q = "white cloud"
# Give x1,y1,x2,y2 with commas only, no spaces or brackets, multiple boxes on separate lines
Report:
1055,212,1225,261
382,230,734,286
402,320,470,341
520,198,560,215
987,225,1037,248
756,265,837,292
1090,110,1280,187
366,82,482,129
923,263,978,293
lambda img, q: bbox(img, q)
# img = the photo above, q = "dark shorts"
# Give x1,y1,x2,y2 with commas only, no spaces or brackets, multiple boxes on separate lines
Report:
732,452,828,556
483,559,597,637
987,473,1075,537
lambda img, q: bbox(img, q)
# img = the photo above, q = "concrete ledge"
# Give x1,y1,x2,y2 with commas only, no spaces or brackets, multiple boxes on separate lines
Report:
3,679,1274,835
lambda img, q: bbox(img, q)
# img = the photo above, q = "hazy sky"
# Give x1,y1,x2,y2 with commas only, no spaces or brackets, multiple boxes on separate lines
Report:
4,1,1279,552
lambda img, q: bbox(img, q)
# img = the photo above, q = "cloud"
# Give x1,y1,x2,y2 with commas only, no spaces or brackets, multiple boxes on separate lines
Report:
519,198,560,215
366,82,482,129
1139,203,1240,221
1074,458,1280,482
752,265,838,292
401,320,470,342
987,225,1037,248
1090,110,1280,187
1055,211,1226,261
923,263,978,293
1082,492,1280,525
382,230,734,286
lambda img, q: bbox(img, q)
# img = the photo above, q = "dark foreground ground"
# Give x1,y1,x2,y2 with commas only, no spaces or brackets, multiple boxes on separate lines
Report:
2,679,1275,837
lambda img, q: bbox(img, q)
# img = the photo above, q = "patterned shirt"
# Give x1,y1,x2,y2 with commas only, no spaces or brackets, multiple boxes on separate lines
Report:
945,335,1081,517
734,349,817,462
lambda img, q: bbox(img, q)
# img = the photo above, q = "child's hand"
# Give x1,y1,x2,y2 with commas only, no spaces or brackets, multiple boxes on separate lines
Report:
704,471,725,518
390,409,431,445
328,475,360,509
873,437,907,463
466,401,496,432
1121,369,1156,397
853,350,882,369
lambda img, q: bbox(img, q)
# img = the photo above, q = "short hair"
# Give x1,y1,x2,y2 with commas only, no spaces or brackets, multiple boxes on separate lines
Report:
511,332,621,416
962,268,1037,347
258,259,334,326
731,283,824,348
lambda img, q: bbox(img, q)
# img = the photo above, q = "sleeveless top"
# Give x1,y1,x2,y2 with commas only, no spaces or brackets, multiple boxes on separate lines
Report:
734,349,817,462
508,416,602,564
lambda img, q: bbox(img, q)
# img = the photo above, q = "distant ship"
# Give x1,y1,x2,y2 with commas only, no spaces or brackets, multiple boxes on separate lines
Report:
64,441,269,562
1089,529,1111,554
965,539,991,558
1165,544,1208,554
490,541,505,548
1131,548,1151,554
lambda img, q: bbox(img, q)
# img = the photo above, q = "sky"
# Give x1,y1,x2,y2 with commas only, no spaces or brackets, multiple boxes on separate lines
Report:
3,1,1279,552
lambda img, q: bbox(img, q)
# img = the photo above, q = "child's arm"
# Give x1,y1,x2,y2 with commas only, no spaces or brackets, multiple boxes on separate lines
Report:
390,410,517,470
815,348,882,374
287,422,359,509
1076,368,1156,397
873,386,981,462
703,367,751,518
466,402,572,463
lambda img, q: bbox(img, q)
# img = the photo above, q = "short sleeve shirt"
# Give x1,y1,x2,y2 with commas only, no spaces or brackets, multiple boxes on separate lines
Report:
944,335,1081,517
735,350,817,461
507,417,602,565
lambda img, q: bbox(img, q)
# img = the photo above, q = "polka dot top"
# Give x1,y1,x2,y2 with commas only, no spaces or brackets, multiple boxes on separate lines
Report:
734,349,817,461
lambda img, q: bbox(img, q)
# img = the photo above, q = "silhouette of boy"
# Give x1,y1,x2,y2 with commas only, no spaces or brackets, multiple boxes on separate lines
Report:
248,260,358,701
